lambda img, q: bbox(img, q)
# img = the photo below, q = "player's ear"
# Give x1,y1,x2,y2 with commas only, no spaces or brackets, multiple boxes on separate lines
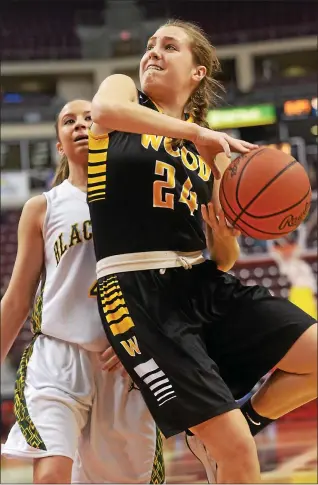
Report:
192,65,206,83
56,141,64,155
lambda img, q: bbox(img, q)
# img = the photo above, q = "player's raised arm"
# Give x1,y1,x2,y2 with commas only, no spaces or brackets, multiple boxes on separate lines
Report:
91,73,199,141
0,196,46,363
91,74,256,179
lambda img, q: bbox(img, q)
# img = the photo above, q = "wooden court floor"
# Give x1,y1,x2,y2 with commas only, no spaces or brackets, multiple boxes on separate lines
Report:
1,406,317,484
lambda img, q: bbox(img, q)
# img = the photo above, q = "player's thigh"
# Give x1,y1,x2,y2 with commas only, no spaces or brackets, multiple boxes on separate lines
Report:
276,322,317,374
207,288,316,399
73,367,164,484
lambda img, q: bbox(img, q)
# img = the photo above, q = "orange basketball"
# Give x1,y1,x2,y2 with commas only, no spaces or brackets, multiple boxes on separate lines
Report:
219,147,312,240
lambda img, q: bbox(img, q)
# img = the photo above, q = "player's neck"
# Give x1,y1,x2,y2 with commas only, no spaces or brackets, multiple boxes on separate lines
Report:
68,165,87,193
158,104,185,119
151,93,188,120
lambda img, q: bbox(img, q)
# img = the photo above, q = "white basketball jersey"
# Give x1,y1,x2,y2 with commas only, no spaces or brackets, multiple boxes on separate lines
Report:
31,180,108,351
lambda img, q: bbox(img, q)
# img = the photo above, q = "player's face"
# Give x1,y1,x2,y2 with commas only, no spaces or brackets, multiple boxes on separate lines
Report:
140,26,206,100
56,100,92,163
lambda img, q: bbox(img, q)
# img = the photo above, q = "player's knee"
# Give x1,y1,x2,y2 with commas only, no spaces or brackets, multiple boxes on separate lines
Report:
34,469,69,484
194,413,258,468
216,431,258,468
229,433,258,466
33,459,72,484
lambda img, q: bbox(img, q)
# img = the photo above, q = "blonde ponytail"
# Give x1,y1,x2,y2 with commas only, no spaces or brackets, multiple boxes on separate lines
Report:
52,114,70,187
52,154,69,187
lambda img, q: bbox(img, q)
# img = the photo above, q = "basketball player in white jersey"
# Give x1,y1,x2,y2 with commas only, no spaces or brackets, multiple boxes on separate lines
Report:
1,99,164,484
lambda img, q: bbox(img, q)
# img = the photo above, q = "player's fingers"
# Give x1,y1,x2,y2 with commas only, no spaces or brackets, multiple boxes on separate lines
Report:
232,228,241,237
109,360,123,373
225,136,258,151
228,138,257,154
99,346,114,362
102,359,120,371
217,207,241,237
202,203,218,230
240,141,258,149
121,366,128,377
232,142,250,153
101,353,120,370
219,139,231,160
209,155,222,180
211,159,221,180
207,202,219,227
201,204,210,225
224,217,241,237
216,206,227,229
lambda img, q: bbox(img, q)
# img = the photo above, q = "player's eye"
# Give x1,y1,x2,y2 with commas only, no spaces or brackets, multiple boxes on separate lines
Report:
85,115,92,121
64,119,74,125
166,44,176,50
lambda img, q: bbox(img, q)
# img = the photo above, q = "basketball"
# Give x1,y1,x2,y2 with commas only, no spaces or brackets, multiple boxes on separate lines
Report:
219,147,312,240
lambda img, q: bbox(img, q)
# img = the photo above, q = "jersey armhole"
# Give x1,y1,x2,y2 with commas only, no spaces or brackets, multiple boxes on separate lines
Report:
41,192,50,238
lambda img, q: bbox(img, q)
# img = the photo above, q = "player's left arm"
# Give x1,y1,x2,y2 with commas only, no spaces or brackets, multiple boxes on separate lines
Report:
203,153,241,272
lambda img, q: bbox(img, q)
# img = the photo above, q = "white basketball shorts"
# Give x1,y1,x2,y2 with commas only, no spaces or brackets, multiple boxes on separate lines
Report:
2,334,165,483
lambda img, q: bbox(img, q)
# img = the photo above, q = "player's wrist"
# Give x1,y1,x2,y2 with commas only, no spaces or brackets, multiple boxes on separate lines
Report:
186,122,201,144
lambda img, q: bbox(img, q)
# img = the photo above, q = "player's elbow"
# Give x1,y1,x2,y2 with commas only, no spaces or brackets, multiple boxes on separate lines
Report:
2,290,31,324
216,260,236,273
91,97,124,127
91,97,111,125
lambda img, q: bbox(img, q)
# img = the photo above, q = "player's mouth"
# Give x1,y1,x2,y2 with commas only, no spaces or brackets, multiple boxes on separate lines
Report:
74,135,88,143
146,65,164,72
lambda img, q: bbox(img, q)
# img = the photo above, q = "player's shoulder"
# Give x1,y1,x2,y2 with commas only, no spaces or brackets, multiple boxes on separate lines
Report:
44,180,69,201
23,194,47,213
20,194,47,228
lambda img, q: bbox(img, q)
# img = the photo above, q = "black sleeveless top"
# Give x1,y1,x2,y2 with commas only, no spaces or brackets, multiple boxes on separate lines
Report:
87,91,213,261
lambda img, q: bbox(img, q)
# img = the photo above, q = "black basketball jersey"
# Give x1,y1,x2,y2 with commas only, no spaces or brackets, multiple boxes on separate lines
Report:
87,91,213,262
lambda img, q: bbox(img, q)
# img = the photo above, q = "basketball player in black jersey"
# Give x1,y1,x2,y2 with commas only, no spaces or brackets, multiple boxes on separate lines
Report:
88,20,317,483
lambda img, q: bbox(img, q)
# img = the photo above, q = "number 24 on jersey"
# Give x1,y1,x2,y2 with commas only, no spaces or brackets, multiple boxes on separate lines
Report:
153,160,198,215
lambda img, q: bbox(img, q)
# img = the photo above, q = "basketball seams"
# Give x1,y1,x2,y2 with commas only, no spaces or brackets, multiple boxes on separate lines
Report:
220,148,311,239
220,176,258,237
234,159,298,225
231,215,307,237
241,187,311,219
220,180,308,238
235,148,268,212
220,175,240,224
221,208,251,236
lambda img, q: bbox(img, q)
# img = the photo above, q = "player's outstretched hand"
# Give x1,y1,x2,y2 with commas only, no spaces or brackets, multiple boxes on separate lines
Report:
99,346,127,376
193,127,258,180
201,202,241,239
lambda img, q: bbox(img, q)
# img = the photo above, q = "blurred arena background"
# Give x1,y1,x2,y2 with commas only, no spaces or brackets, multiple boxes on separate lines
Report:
1,0,317,483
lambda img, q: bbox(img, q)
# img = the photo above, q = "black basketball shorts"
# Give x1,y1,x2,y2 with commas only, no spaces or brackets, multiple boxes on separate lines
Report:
96,260,316,438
